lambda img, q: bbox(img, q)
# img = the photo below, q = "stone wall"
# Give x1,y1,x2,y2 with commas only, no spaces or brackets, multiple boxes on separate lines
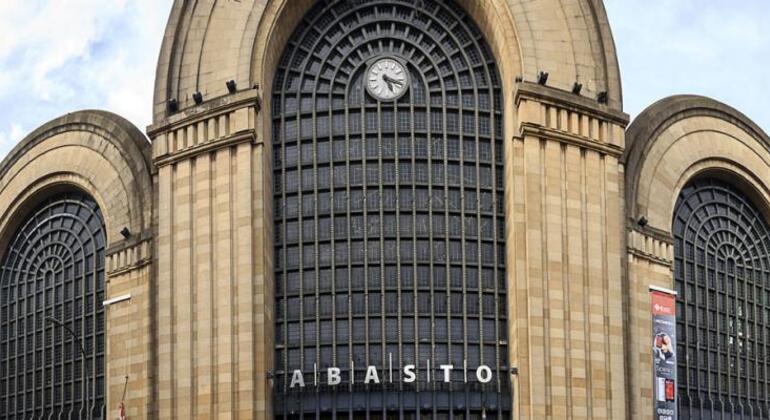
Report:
149,90,274,419
2,2,768,420
508,82,628,418
623,96,770,419
0,110,154,419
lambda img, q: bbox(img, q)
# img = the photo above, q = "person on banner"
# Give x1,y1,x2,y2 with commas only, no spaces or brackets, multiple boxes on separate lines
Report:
653,332,675,361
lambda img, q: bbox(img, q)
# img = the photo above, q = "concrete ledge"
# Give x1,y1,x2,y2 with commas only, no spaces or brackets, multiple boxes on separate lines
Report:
515,81,629,125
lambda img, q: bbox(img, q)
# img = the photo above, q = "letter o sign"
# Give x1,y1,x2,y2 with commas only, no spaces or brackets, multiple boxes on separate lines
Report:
476,365,493,383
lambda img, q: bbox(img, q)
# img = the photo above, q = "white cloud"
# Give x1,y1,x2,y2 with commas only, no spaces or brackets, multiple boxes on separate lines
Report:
0,123,25,154
1,1,125,101
0,1,767,163
605,0,770,131
0,0,172,158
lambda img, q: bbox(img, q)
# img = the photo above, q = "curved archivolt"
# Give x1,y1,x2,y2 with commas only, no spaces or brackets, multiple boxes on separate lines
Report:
0,191,106,419
673,178,770,418
272,0,508,416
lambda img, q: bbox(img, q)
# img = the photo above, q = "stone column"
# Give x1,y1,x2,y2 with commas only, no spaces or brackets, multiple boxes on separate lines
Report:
149,89,274,419
625,227,674,418
507,82,628,419
105,237,154,419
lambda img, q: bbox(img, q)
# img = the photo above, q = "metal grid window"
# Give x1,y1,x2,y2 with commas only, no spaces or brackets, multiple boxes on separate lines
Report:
0,191,106,419
673,178,770,419
273,0,508,417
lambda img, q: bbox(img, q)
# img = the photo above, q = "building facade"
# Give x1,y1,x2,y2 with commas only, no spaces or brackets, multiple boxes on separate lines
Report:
0,0,767,419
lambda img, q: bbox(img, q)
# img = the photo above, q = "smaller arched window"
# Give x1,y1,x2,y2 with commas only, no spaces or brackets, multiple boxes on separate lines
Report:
0,191,106,419
673,177,770,419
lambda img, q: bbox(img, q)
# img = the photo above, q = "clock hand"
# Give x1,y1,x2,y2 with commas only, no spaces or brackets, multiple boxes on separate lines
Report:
382,74,403,87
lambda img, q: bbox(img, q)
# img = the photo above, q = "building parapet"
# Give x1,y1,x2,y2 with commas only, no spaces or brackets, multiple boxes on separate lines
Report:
149,89,261,166
514,81,628,156
627,226,673,266
106,235,153,276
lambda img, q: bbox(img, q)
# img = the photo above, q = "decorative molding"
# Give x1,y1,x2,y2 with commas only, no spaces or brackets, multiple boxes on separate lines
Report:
106,238,152,277
514,81,627,155
148,89,260,136
153,130,257,168
518,122,624,157
627,228,673,266
515,81,629,126
150,90,260,165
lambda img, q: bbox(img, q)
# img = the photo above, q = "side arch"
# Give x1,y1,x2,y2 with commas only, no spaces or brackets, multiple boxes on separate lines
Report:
671,176,770,418
623,95,770,418
0,110,153,251
625,95,770,236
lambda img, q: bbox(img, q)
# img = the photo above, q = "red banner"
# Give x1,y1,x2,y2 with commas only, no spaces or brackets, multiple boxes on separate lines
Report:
650,287,677,420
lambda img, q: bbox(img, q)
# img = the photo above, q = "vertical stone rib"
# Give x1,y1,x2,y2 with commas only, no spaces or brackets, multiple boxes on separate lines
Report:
174,159,193,419
194,153,214,416
544,140,567,418
585,151,605,418
540,138,552,417
564,144,586,419
214,147,234,416
230,147,239,417
508,135,528,418
191,157,198,419
605,155,626,420
253,139,271,419
523,135,545,417
560,143,573,420
600,154,611,417
581,149,592,419
157,164,174,419
210,152,219,416
235,142,255,417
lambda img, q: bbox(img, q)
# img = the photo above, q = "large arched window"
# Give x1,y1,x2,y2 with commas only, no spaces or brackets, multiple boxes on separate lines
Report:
673,177,770,419
0,191,106,419
272,0,508,417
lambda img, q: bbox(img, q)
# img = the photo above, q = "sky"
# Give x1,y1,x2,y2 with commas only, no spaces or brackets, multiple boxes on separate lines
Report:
0,0,767,160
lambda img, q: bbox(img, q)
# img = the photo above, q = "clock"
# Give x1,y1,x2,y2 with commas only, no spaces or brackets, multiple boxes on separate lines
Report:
366,57,409,101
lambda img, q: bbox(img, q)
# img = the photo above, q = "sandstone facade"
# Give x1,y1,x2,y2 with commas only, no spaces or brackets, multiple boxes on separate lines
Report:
0,1,765,419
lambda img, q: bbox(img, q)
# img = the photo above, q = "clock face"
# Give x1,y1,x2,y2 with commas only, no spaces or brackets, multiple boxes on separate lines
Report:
366,58,409,101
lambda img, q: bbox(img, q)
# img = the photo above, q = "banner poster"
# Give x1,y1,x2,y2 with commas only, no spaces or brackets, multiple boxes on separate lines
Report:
650,286,677,420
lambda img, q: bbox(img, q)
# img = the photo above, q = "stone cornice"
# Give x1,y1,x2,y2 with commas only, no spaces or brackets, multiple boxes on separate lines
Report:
147,89,260,137
513,82,628,155
106,235,153,277
518,122,624,157
153,130,257,167
627,227,673,266
150,93,260,165
514,81,629,126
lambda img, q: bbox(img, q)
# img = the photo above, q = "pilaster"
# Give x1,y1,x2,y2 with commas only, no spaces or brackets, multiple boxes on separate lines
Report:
507,81,629,419
149,88,274,419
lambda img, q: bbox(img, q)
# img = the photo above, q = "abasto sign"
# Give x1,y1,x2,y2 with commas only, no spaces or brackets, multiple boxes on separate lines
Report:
287,357,496,388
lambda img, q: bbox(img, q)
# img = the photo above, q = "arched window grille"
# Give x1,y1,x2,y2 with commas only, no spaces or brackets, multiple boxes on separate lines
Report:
272,0,509,417
0,191,106,419
673,178,770,419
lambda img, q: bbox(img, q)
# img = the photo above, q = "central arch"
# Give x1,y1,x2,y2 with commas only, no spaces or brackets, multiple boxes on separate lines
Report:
152,0,623,123
271,0,508,416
